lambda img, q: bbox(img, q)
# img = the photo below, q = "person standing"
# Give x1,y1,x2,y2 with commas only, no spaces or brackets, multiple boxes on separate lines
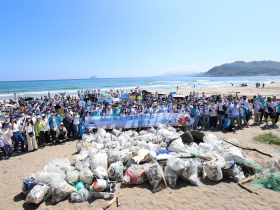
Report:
42,114,51,145
275,100,280,127
23,116,38,151
1,123,13,157
209,100,218,128
73,110,80,139
34,115,45,148
253,99,262,124
229,101,241,128
0,129,9,159
202,103,210,128
263,97,277,128
49,114,58,143
63,111,71,138
11,115,25,153
217,99,226,129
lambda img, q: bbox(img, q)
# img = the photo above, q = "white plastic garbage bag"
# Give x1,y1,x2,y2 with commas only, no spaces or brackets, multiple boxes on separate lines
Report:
75,158,91,171
108,150,121,165
203,134,223,152
199,143,213,151
179,159,199,186
204,160,223,181
164,165,178,188
223,146,245,164
144,143,158,151
199,149,226,168
91,153,108,171
168,138,185,153
166,157,186,174
69,188,91,203
51,158,72,173
66,170,80,185
30,172,66,184
25,183,51,204
137,141,147,149
92,166,109,180
79,168,93,184
120,152,134,162
43,162,64,174
144,161,167,190
51,180,77,204
106,141,120,150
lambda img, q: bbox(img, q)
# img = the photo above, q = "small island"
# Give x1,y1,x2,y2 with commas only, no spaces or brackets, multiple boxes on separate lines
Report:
90,76,97,79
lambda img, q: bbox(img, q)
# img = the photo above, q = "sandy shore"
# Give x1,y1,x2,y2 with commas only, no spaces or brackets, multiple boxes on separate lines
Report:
151,82,280,98
1,83,280,210
1,121,280,210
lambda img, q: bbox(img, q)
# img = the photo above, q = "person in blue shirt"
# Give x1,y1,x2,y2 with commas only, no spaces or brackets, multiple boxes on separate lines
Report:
257,95,266,123
91,108,100,116
78,119,86,137
113,106,121,116
190,105,199,129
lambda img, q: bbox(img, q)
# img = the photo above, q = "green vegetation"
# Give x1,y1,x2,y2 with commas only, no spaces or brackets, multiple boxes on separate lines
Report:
202,61,280,77
253,132,280,145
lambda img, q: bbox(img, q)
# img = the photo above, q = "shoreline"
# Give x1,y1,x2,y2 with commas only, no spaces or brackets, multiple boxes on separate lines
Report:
1,82,279,102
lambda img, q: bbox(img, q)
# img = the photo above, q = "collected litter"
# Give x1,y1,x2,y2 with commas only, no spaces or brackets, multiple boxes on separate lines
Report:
21,125,280,206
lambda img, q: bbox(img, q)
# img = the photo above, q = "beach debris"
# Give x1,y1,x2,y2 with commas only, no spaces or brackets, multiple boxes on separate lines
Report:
21,125,280,206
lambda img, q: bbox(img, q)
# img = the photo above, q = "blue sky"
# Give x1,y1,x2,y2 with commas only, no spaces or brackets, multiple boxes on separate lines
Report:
0,0,279,81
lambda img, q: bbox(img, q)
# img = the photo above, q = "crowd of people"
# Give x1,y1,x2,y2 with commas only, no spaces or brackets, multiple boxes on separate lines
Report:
0,88,280,160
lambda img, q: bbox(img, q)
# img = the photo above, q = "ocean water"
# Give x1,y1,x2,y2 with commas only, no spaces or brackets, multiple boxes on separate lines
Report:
0,76,279,100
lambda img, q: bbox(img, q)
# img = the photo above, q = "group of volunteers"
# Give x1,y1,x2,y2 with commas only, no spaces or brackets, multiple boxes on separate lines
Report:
0,88,280,160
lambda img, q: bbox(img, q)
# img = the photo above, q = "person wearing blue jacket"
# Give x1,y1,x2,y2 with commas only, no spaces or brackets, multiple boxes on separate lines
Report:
113,106,121,116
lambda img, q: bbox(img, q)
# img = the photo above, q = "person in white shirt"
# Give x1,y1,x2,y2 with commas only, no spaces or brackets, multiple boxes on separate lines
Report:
1,123,13,157
23,116,38,151
151,105,159,114
209,100,218,128
229,101,241,128
263,97,277,128
42,115,51,145
253,99,262,123
11,115,25,153
159,104,168,113
73,110,80,138
144,104,152,114
239,95,249,122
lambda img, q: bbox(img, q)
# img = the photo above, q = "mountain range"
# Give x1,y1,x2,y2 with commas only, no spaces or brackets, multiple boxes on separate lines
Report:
202,61,280,77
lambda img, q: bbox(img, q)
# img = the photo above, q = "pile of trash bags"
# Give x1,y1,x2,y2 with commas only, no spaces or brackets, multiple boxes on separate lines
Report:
22,125,279,205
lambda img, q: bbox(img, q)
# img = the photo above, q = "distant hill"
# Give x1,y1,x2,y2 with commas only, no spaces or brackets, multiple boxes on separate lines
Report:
90,76,97,79
202,61,280,77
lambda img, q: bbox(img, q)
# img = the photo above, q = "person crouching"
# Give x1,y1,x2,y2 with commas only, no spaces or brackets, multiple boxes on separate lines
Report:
56,123,68,142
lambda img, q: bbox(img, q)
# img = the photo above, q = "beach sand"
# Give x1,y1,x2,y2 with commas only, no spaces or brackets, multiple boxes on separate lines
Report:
1,82,280,210
151,82,280,98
